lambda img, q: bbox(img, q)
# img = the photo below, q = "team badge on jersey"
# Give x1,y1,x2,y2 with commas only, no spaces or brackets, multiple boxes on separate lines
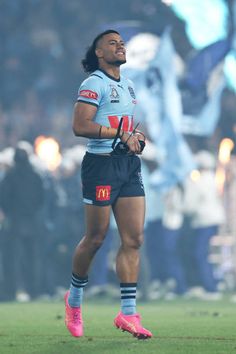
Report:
128,86,136,99
110,85,120,103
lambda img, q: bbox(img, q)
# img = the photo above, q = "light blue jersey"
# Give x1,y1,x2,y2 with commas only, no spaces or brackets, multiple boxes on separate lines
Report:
77,69,137,153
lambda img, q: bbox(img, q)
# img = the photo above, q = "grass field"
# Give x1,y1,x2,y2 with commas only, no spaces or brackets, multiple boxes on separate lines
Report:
0,297,236,354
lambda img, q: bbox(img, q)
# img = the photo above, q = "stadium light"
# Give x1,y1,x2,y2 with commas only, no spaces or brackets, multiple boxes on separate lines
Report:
34,135,61,171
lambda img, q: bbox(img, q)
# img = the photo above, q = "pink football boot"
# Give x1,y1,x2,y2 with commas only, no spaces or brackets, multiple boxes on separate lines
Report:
114,311,152,339
64,291,83,337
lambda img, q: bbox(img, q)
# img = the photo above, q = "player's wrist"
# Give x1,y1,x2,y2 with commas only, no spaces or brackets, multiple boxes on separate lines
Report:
98,126,132,141
98,125,120,139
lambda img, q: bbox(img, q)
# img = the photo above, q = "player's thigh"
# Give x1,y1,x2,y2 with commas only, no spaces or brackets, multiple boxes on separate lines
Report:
85,204,111,237
112,196,145,239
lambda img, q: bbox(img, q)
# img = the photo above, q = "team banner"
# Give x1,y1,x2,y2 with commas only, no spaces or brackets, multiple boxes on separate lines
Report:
123,29,195,190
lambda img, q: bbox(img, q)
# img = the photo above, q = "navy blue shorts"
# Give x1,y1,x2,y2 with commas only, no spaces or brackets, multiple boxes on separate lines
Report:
81,152,145,206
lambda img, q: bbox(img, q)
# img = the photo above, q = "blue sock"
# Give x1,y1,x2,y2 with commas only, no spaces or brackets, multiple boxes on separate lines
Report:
68,273,88,308
120,283,137,315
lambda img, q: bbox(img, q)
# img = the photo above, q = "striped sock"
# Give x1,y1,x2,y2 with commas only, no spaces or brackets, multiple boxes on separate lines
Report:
120,283,137,315
68,273,88,308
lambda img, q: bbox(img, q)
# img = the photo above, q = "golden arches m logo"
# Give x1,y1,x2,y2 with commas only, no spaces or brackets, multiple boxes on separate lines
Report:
96,185,111,201
98,188,108,198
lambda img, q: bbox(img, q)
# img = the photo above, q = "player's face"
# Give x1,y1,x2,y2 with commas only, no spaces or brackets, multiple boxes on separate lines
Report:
96,33,126,66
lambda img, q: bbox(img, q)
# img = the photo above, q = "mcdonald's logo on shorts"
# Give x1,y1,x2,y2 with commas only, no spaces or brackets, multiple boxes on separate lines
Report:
96,185,111,201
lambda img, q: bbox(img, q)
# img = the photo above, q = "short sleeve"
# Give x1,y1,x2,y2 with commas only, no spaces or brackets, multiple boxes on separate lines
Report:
77,75,104,107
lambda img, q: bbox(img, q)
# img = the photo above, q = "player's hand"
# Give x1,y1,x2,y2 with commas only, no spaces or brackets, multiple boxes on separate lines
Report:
133,131,146,154
121,132,141,154
133,131,145,142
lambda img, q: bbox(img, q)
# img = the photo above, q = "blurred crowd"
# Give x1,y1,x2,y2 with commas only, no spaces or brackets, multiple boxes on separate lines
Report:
1,0,236,152
0,142,235,302
0,0,178,150
0,142,85,301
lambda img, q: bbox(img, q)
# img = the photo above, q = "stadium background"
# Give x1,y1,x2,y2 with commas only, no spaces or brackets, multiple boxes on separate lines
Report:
0,0,236,303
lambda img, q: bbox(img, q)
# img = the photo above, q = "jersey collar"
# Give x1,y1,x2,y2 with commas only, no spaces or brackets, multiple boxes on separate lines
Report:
98,69,121,82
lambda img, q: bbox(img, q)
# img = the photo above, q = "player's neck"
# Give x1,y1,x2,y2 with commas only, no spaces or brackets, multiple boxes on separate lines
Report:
99,64,120,80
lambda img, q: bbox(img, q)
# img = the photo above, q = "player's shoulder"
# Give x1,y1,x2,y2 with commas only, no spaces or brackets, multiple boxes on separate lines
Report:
78,70,106,103
89,70,105,80
81,70,104,85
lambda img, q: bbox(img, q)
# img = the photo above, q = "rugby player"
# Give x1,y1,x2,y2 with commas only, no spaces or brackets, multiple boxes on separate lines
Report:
64,29,152,340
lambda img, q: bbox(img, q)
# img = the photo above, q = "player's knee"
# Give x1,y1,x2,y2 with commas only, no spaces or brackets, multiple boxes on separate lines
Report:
88,231,107,251
135,234,144,249
90,237,105,251
80,232,106,253
124,233,143,249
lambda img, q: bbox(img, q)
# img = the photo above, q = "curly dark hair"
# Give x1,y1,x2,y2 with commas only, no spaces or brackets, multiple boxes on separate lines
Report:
81,29,120,74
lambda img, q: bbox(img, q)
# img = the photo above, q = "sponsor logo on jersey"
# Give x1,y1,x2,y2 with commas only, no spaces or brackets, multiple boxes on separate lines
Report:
79,90,98,100
96,185,111,201
128,86,136,99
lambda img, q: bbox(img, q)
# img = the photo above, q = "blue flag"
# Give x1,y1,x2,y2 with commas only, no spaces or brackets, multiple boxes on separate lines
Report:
146,29,195,190
180,38,231,116
123,29,196,190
